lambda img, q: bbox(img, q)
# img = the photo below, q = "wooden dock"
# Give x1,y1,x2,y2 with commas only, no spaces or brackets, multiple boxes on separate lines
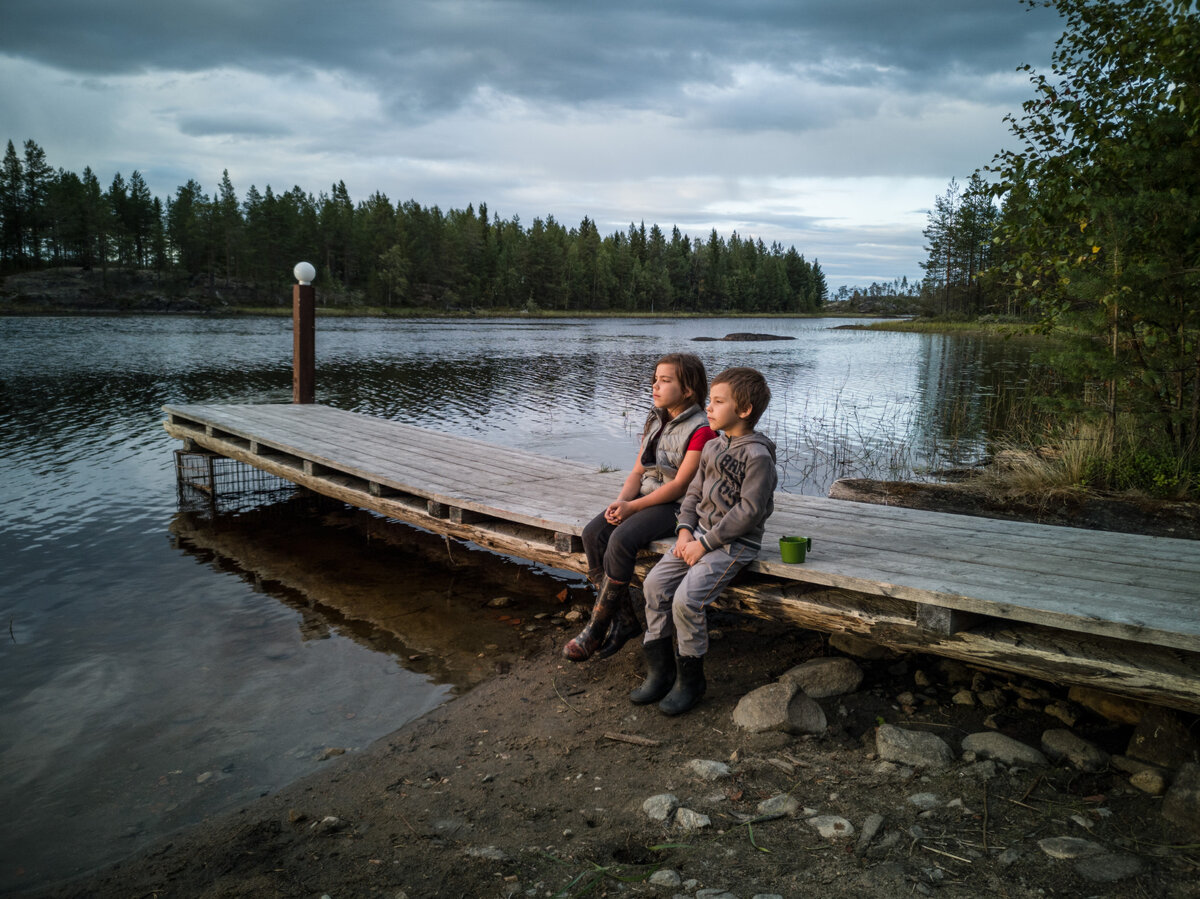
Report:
163,403,1200,713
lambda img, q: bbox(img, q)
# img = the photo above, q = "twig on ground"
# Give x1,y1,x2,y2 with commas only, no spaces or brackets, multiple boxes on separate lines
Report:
766,757,795,775
983,780,990,853
396,813,421,838
553,679,581,713
603,732,660,747
923,844,973,864
1020,775,1043,803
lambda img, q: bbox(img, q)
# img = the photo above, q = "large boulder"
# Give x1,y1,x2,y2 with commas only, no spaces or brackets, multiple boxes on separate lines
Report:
875,724,955,770
1163,763,1200,836
779,657,864,699
962,732,1048,767
733,681,826,735
1041,729,1110,772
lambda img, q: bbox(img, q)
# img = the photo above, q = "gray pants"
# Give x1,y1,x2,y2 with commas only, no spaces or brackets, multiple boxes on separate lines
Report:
642,533,755,657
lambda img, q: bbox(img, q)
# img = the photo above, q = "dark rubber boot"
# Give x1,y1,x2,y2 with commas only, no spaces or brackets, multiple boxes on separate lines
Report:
594,583,641,659
658,654,706,716
563,577,621,662
629,638,676,704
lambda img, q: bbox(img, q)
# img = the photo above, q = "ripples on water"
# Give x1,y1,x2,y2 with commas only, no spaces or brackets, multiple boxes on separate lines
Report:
0,314,1040,891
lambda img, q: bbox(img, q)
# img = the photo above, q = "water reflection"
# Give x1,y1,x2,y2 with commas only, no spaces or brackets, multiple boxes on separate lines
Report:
168,491,585,692
908,333,1048,471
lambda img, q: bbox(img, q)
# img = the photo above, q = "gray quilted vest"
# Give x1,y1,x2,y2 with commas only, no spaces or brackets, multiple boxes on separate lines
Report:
637,404,708,496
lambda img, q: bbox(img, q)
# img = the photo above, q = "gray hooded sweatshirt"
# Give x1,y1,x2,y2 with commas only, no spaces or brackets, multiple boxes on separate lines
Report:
676,430,777,553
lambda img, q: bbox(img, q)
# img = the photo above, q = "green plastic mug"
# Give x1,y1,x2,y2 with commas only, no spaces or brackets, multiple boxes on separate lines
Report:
779,535,812,563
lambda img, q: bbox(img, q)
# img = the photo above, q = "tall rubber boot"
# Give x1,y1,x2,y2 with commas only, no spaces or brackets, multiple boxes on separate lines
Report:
563,577,622,662
629,637,676,704
658,654,706,716
594,584,641,659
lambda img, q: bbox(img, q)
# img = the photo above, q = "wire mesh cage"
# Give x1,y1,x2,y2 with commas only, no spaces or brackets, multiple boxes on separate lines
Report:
174,449,300,515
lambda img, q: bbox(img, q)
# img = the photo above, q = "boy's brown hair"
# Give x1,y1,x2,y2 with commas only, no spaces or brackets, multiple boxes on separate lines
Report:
656,352,708,409
711,367,771,428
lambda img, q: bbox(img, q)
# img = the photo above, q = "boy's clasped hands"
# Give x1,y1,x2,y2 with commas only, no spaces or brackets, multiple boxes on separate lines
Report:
672,529,706,566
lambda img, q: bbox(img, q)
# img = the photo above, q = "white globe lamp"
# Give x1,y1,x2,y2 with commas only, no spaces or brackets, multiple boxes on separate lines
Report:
294,261,316,285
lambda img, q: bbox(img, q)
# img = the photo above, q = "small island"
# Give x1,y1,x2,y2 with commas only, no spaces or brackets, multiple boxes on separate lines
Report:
692,332,796,342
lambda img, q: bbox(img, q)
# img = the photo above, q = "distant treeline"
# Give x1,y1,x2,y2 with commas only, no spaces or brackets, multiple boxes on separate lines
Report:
0,139,828,313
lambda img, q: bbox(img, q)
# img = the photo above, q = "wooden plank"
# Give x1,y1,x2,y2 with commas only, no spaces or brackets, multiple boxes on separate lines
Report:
169,405,624,522
770,499,1200,574
750,527,1197,604
169,428,579,567
165,413,604,534
170,403,1200,585
773,493,1200,571
233,403,594,482
192,407,531,488
213,406,615,521
718,583,1200,714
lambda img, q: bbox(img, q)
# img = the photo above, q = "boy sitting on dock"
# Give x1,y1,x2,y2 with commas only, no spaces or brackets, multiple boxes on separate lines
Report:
632,367,777,715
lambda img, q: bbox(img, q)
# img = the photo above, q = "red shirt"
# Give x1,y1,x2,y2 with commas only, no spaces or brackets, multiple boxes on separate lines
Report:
688,426,718,452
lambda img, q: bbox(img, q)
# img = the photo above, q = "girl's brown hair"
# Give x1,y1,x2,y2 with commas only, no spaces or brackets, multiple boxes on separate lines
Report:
656,353,708,409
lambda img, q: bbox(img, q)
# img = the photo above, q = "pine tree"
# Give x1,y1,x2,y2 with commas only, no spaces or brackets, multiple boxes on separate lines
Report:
22,140,53,266
1,141,23,266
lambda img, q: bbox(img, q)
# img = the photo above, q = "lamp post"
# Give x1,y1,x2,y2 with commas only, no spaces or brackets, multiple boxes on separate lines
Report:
293,262,316,404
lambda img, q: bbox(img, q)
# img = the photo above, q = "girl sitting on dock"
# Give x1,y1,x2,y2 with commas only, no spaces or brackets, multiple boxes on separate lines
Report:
564,352,717,662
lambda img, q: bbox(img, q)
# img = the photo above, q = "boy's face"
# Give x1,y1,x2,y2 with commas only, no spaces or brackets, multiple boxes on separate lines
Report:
706,382,751,435
652,363,689,414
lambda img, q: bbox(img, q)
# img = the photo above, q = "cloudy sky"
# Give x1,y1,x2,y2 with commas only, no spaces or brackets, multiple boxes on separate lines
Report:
1,0,1064,290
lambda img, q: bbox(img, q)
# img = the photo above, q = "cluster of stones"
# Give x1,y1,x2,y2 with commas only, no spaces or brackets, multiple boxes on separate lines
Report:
636,642,1199,892
880,659,1199,816
871,721,1181,883
826,632,1199,819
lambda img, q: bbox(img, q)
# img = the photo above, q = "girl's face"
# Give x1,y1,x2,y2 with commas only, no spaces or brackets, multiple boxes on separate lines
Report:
652,363,691,415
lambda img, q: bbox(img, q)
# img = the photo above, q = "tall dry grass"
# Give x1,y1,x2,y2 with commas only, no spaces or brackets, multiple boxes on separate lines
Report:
973,416,1197,502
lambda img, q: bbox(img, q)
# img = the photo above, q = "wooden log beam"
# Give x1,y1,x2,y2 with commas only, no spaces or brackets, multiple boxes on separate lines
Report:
708,577,1200,715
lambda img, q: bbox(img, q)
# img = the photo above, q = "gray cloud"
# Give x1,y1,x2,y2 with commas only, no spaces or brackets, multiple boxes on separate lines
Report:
0,0,1065,288
4,0,1059,115
176,114,293,139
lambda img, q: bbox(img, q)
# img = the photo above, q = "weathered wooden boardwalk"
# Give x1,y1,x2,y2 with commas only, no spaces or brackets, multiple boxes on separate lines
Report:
164,403,1200,713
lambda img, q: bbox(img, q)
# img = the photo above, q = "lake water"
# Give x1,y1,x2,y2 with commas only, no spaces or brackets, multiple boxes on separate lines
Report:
0,314,1039,892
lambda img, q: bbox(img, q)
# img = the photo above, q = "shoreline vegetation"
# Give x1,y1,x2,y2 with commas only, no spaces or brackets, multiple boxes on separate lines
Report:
0,303,904,320
0,266,876,319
